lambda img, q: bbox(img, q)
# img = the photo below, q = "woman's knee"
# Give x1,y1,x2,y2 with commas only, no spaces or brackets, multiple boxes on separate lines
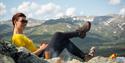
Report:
54,32,63,36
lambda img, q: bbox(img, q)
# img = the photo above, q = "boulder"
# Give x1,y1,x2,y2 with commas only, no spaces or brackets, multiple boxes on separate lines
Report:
86,56,116,63
0,54,15,63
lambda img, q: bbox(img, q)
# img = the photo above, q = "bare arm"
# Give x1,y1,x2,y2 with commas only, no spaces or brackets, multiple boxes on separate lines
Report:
33,44,48,56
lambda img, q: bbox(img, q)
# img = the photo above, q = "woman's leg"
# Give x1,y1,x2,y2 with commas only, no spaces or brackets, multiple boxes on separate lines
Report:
57,21,91,39
62,31,86,39
45,21,91,59
45,31,85,58
46,32,76,58
66,39,85,59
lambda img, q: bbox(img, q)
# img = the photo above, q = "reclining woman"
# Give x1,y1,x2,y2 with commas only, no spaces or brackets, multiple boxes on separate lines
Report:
11,13,95,61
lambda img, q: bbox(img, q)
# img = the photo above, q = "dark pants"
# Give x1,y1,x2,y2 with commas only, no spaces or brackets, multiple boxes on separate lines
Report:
45,31,86,59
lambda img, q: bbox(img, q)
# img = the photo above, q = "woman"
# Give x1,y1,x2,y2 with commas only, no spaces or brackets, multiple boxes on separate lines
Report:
12,13,94,61
11,13,48,56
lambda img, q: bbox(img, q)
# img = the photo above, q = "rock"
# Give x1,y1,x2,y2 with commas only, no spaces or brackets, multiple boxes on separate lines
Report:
47,57,64,63
46,56,120,63
86,56,117,63
1,53,122,63
0,40,122,63
66,59,83,63
0,54,15,63
0,40,48,63
115,57,125,63
46,57,83,63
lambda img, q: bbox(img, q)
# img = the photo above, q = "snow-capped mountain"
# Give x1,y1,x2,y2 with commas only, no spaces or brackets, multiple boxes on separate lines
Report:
0,14,125,56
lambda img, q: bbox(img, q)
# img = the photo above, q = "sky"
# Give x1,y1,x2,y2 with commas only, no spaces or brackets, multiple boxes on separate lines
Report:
0,0,125,20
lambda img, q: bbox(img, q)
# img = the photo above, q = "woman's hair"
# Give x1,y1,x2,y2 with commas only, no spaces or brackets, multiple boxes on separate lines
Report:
12,13,26,26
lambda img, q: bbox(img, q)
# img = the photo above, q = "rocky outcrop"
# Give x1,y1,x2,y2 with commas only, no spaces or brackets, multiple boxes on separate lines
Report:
0,54,15,63
0,40,124,63
1,54,125,63
86,56,116,63
46,56,125,63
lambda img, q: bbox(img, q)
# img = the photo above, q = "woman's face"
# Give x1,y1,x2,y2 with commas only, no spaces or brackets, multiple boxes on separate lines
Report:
14,17,28,30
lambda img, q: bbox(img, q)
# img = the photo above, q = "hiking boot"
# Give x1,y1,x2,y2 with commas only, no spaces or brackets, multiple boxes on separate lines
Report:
84,47,96,62
88,47,96,57
76,21,91,38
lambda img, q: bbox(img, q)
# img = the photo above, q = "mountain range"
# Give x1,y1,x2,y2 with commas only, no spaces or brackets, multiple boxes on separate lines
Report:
0,14,125,56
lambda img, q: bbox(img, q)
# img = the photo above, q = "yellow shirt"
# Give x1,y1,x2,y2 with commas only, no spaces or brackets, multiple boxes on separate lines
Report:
12,34,37,52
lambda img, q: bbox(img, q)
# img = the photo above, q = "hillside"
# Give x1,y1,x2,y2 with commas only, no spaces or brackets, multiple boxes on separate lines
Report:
0,15,125,56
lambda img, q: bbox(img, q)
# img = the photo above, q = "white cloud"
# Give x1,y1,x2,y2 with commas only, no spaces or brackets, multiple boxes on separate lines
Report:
11,8,18,15
55,12,64,18
109,0,121,5
119,7,125,16
0,2,6,15
56,8,77,18
27,13,33,18
30,2,39,11
11,2,77,19
35,3,61,15
11,2,62,19
17,2,30,12
65,8,76,16
11,2,38,18
11,2,32,17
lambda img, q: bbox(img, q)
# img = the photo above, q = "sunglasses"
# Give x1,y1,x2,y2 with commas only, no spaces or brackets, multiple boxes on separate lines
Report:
20,20,28,23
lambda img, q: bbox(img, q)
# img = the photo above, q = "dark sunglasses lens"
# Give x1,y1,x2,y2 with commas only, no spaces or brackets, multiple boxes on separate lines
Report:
22,20,28,23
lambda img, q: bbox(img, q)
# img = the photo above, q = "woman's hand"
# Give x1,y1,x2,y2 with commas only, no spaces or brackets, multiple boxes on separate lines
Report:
33,43,48,56
39,43,48,50
33,40,48,56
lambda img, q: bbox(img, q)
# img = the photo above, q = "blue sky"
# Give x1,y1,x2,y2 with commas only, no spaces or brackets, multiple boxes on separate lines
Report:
0,0,125,20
